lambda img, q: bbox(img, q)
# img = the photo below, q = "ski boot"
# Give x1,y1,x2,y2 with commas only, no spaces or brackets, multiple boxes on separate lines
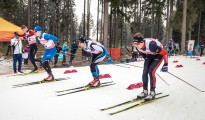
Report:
30,67,38,73
137,89,148,99
40,73,55,83
86,77,100,87
144,90,156,101
18,70,24,73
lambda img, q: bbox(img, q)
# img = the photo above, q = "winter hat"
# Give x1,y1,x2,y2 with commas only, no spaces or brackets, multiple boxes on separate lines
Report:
133,32,144,43
34,26,42,32
77,37,86,43
14,32,20,36
133,37,144,43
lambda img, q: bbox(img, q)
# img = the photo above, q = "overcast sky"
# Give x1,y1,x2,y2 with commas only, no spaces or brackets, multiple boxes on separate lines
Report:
74,0,98,25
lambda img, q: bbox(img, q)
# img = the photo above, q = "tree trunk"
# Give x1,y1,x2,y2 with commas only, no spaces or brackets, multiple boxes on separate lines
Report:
100,0,104,42
169,0,174,40
142,0,147,36
83,0,86,37
197,10,201,44
109,6,112,48
165,0,170,43
181,0,188,53
87,0,91,39
103,0,109,47
139,0,142,31
39,0,44,27
188,18,191,40
151,0,155,37
96,0,100,41
28,0,31,28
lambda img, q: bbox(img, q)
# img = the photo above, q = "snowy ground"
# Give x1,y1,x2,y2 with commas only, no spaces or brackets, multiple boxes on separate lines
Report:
0,56,205,120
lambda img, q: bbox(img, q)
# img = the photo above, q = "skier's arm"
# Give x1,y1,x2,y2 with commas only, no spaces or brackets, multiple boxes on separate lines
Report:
149,41,168,64
44,33,58,42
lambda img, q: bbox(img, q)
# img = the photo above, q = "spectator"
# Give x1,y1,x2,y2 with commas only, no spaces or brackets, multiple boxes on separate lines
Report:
167,39,174,56
69,40,78,65
53,42,62,67
23,45,30,65
62,42,70,66
131,44,139,60
6,32,23,74
200,44,204,57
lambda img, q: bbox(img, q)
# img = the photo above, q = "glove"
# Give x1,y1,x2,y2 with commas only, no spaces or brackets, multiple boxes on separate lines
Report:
161,63,168,72
107,57,112,63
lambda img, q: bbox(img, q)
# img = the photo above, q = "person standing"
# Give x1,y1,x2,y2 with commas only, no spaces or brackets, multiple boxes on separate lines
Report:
21,25,42,72
167,39,174,56
53,42,62,67
200,44,204,57
69,40,78,65
6,32,23,74
132,44,139,60
77,37,112,87
23,45,30,65
132,33,168,101
62,42,70,66
34,26,58,82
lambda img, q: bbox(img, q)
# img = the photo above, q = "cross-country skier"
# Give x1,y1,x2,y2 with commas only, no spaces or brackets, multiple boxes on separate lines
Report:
34,26,58,82
132,32,168,101
77,37,112,87
21,25,42,72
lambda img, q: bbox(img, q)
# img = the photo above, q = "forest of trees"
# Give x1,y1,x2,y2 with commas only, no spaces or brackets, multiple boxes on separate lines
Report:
1,0,205,53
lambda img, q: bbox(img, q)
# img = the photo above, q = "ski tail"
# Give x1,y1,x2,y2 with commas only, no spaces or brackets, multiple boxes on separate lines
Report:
100,92,162,111
57,83,115,96
56,81,113,93
109,94,169,115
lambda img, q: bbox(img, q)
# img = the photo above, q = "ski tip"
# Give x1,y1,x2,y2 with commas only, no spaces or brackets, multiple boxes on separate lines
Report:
100,109,105,111
109,113,115,115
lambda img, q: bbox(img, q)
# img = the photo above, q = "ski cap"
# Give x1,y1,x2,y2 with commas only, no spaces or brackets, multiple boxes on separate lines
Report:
133,37,144,43
77,37,86,43
14,32,20,36
34,26,42,32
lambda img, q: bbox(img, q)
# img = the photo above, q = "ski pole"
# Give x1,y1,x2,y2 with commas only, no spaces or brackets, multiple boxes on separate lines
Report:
156,73,169,86
123,63,169,85
114,64,130,68
122,63,143,68
167,72,204,92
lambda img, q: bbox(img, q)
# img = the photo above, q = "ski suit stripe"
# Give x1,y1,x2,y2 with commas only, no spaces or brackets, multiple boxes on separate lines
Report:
151,57,163,88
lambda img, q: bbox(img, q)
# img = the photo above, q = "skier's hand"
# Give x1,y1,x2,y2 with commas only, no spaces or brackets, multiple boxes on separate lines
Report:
107,57,112,64
161,63,168,72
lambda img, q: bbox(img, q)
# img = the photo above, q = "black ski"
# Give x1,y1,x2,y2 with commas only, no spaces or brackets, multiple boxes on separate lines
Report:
13,77,70,88
7,70,44,77
57,83,115,96
109,94,169,115
100,92,162,111
56,81,114,93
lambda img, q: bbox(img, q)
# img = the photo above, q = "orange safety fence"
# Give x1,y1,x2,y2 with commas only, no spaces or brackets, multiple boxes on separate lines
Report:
107,48,121,60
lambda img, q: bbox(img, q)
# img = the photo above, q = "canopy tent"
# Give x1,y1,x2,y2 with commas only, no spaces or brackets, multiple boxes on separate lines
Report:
0,17,24,42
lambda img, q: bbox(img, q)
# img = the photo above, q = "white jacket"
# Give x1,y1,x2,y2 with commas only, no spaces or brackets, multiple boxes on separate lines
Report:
10,38,22,54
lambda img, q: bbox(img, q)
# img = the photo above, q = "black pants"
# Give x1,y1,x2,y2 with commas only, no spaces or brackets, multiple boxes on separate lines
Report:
142,54,163,91
30,44,42,69
200,49,204,57
132,52,138,59
24,58,29,65
90,52,106,79
70,50,77,63
54,54,59,65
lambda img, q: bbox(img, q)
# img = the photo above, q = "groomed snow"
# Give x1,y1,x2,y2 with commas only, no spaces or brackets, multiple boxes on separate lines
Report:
0,56,205,120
